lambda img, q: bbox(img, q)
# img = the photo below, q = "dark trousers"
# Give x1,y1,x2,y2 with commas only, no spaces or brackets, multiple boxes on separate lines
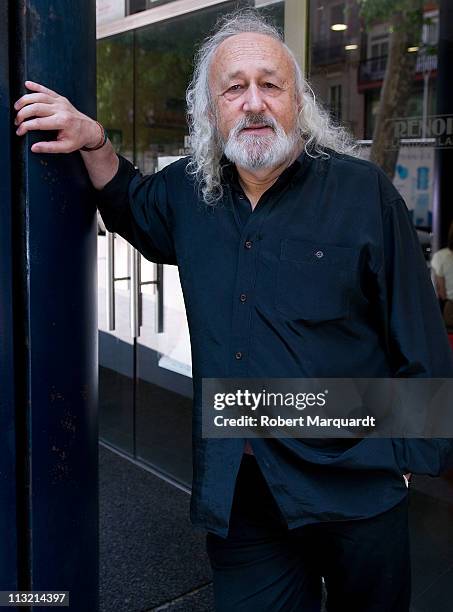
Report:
206,454,411,612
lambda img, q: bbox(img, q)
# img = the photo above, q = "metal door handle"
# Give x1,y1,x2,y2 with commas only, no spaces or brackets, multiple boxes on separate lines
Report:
138,260,164,336
130,244,140,338
107,238,163,338
155,264,164,334
106,231,116,330
106,232,134,331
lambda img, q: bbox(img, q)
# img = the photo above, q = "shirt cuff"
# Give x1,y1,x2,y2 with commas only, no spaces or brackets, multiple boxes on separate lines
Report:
99,154,138,196
96,155,140,232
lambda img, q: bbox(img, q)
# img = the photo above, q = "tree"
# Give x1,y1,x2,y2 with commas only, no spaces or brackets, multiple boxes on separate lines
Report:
358,0,427,178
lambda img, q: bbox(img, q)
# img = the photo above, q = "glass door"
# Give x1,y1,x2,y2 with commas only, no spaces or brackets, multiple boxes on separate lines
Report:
133,13,199,486
97,31,136,456
132,4,239,486
98,228,136,456
135,254,193,487
96,1,239,486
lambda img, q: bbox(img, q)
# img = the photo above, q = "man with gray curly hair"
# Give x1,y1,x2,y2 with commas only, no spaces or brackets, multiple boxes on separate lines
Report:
184,9,359,205
14,8,453,612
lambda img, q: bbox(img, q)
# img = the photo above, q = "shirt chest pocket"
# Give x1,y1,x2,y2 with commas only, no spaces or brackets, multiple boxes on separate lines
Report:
275,239,358,322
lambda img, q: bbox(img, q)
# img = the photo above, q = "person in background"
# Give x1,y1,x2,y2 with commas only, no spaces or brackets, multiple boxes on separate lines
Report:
431,221,453,332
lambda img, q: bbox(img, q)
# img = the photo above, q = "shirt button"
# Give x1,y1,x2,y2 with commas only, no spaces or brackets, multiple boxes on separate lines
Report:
315,250,324,258
235,351,243,360
244,240,252,249
239,293,247,302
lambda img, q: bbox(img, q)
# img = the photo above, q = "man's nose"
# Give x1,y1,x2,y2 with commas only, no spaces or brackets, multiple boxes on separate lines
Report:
242,84,266,114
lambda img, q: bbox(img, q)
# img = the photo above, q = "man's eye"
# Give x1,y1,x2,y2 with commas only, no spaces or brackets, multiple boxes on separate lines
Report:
229,84,242,91
264,82,277,89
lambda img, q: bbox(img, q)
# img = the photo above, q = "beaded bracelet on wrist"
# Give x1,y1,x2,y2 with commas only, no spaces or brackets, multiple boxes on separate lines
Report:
80,121,107,151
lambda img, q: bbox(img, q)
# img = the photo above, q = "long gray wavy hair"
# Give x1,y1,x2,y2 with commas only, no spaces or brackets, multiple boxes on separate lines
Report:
186,9,361,205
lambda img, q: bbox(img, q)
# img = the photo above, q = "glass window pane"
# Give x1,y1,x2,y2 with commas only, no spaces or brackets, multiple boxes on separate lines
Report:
127,0,180,16
308,0,440,232
97,31,136,457
97,31,134,161
134,1,240,485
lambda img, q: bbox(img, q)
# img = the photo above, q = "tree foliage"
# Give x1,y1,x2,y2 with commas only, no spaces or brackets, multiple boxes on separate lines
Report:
357,0,430,178
358,0,425,30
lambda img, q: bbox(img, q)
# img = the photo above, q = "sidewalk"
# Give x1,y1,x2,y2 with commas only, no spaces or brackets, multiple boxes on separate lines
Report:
99,445,214,611
100,444,453,611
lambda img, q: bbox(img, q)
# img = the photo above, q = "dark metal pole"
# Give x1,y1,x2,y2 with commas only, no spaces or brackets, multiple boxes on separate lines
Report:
4,1,99,609
0,0,19,594
432,0,453,251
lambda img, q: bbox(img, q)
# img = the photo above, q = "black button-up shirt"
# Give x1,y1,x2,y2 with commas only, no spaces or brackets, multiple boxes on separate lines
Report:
96,147,453,538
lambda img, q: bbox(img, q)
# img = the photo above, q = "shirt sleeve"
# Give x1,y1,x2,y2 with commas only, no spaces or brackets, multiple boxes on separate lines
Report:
95,154,177,265
375,189,453,475
378,196,453,377
430,250,443,277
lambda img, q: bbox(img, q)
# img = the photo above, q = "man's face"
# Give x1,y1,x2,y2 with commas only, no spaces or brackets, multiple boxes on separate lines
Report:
209,33,301,169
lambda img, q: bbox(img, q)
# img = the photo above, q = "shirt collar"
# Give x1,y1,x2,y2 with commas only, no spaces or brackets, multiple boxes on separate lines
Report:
220,148,306,195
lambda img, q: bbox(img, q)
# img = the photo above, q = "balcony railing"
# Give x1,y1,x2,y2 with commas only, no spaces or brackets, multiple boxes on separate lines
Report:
311,41,346,65
358,53,437,85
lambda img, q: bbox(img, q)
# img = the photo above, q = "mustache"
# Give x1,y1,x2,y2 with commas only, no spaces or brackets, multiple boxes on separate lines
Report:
232,114,277,135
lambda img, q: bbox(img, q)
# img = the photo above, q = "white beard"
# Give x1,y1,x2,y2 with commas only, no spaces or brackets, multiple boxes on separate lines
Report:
222,113,301,170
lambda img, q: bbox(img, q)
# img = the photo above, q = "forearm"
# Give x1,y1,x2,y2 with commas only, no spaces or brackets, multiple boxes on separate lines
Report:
79,131,119,190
